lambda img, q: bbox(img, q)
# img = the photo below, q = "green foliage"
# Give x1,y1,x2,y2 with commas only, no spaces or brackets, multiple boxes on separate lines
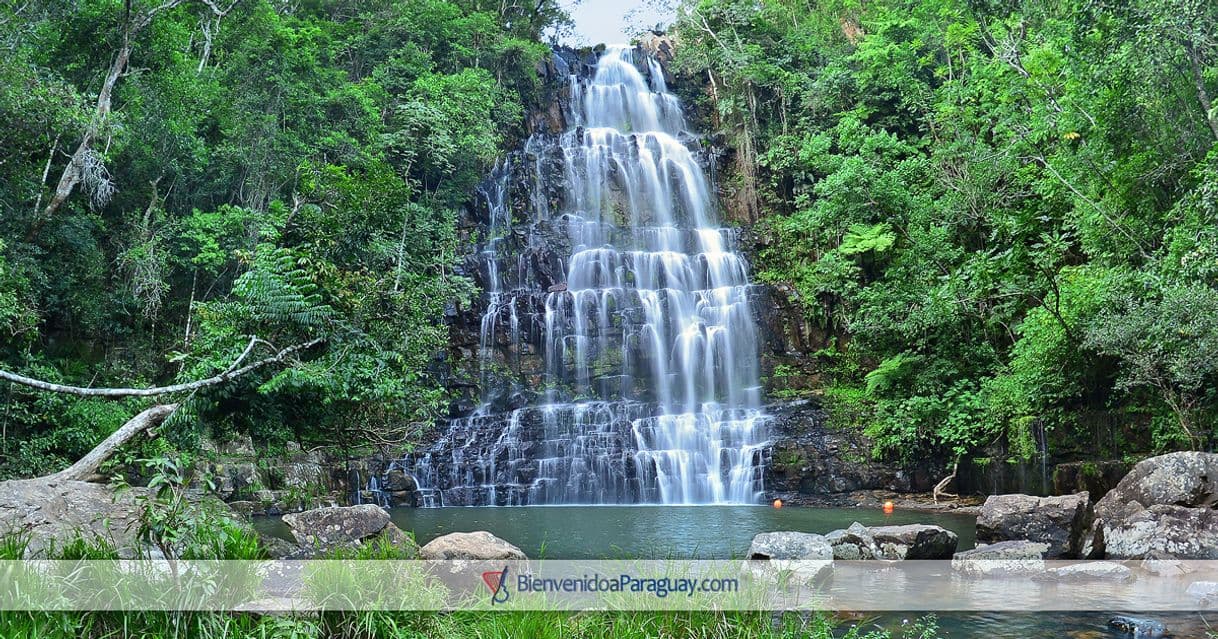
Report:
675,0,1218,460
0,0,562,474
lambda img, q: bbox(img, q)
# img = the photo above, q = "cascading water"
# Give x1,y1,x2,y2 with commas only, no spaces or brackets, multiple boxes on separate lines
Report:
405,45,768,506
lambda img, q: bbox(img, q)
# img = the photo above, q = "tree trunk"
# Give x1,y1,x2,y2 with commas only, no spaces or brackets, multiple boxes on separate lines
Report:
49,403,178,481
1185,43,1218,142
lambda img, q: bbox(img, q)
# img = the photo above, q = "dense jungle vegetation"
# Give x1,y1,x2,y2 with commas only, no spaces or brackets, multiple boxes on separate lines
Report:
0,0,566,477
670,0,1218,462
2,0,1216,480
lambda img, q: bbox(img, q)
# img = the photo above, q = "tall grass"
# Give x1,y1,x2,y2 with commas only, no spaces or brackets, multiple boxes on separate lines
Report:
0,528,937,639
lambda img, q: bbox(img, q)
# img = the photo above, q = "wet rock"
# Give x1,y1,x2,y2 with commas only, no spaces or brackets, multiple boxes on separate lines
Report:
384,469,416,493
1039,561,1134,583
281,504,389,547
259,534,299,560
1108,615,1167,637
418,531,527,560
951,540,1049,576
976,492,1092,558
826,522,879,560
1140,553,1194,577
869,524,958,559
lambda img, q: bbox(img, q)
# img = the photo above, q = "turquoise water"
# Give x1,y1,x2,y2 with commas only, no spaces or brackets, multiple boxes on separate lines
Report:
252,506,1209,637
255,505,975,558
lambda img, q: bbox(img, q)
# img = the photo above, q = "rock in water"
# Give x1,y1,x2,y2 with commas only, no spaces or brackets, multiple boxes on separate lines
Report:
1095,452,1218,521
1101,504,1218,559
418,531,527,560
747,531,833,561
1186,581,1218,606
951,540,1049,576
1091,452,1218,558
1039,561,1135,583
869,524,958,559
1108,615,1167,637
976,492,1093,558
826,522,879,560
281,504,389,546
281,504,416,556
745,532,833,583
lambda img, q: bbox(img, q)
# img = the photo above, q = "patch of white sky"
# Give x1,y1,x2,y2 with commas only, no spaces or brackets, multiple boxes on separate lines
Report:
560,0,673,47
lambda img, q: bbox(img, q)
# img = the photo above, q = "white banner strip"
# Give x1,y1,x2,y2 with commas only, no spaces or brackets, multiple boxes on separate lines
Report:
1,560,1216,611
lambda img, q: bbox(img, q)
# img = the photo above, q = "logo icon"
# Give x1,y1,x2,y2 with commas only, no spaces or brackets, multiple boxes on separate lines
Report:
482,566,510,604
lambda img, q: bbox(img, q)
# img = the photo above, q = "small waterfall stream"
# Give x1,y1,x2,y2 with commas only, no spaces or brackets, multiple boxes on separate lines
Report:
405,46,769,506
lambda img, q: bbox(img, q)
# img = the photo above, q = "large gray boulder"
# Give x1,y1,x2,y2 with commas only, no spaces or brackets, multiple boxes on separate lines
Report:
745,532,833,583
747,531,833,561
418,531,527,561
1095,452,1218,521
1039,561,1135,583
869,524,958,559
976,492,1092,558
282,504,389,546
1091,452,1218,559
826,522,879,560
951,540,1049,576
0,479,150,558
1100,505,1218,559
281,504,416,556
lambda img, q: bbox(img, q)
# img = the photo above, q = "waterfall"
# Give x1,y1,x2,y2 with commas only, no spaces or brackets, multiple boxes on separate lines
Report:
406,46,769,506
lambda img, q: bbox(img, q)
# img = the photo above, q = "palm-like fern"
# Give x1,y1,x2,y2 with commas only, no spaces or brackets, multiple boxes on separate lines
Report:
232,244,332,329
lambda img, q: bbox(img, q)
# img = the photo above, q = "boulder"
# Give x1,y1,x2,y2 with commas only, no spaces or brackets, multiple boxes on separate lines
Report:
747,531,833,561
869,524,958,559
1039,561,1135,583
744,532,833,583
418,531,527,561
951,540,1048,576
0,479,149,558
0,478,231,558
1101,505,1218,559
1186,581,1218,606
1091,452,1218,559
1140,554,1194,577
826,522,879,560
281,504,390,547
1094,452,1218,522
384,469,416,493
976,492,1092,558
1108,615,1167,637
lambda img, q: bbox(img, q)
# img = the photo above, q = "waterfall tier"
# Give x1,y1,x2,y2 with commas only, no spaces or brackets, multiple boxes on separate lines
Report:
405,45,769,506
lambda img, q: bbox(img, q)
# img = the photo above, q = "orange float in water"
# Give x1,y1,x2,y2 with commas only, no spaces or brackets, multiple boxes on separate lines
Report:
882,500,895,513
772,499,783,509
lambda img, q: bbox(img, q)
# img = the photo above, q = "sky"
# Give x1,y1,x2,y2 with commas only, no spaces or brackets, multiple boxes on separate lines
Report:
562,0,671,46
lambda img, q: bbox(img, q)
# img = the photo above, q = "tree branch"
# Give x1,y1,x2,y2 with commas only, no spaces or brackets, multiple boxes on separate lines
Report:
0,337,323,397
49,403,179,481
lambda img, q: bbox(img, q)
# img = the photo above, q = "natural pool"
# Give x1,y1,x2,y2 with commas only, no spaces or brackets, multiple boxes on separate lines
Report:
253,505,1213,637
254,505,977,559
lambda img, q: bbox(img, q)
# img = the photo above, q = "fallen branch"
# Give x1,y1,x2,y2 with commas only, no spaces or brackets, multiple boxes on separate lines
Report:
933,460,959,504
49,403,179,481
0,337,323,397
9,336,324,481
